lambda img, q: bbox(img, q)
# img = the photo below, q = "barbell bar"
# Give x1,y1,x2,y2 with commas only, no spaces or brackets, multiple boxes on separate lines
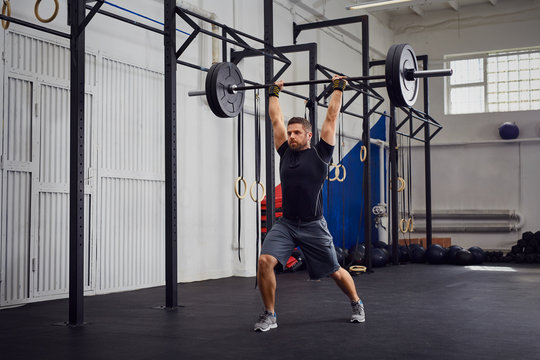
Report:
188,44,453,118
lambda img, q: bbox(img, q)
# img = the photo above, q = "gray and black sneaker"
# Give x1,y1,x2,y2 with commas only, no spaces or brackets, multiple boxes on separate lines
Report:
351,300,365,323
254,310,277,332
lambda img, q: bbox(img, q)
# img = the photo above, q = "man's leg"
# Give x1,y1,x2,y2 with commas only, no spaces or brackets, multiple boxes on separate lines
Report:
257,254,279,313
330,267,360,302
331,267,365,323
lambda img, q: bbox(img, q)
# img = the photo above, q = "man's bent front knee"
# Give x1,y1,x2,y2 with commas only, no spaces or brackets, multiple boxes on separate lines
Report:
258,254,278,273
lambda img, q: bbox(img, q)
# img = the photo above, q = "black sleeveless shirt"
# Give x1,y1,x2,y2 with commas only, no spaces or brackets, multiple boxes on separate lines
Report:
277,139,334,221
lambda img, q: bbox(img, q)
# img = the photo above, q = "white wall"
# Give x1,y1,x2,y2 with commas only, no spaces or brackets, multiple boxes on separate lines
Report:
392,1,540,249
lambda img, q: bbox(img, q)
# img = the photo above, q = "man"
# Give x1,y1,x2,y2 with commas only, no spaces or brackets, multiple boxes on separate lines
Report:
254,75,365,332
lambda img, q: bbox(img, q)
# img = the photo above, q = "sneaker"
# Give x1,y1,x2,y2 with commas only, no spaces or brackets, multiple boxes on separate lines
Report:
351,300,365,323
254,310,277,332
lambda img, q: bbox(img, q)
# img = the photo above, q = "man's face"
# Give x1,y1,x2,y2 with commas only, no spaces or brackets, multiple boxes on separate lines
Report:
287,123,312,151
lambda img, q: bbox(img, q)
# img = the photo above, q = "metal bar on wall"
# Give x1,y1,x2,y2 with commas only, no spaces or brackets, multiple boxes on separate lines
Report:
69,0,86,326
164,0,178,309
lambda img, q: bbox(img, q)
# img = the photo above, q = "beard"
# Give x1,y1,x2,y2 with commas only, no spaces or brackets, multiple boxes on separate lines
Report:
289,139,308,151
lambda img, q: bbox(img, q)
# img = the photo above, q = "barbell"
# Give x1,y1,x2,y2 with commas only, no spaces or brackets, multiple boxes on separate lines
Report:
188,44,452,118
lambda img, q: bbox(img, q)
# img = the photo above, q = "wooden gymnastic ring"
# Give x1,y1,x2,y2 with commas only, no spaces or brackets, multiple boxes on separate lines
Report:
349,265,367,274
2,0,11,30
360,145,367,162
250,180,265,202
34,0,59,23
234,176,247,199
397,177,406,192
408,217,414,232
399,218,409,233
336,164,347,182
327,163,339,181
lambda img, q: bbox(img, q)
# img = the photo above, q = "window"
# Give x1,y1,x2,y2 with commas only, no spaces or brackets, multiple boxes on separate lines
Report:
445,47,540,114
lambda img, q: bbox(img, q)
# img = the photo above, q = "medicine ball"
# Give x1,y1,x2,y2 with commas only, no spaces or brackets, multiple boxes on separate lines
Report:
498,122,519,140
373,240,388,249
348,250,365,266
454,249,474,266
335,247,346,265
399,245,410,263
468,246,486,265
410,245,426,263
371,248,388,267
446,245,463,264
426,244,448,265
522,231,534,242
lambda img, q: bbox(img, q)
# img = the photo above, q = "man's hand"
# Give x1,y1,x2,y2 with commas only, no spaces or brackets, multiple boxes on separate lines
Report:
332,75,348,92
269,80,284,98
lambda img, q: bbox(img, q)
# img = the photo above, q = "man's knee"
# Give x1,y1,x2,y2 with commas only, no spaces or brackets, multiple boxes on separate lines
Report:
330,267,345,280
258,254,278,273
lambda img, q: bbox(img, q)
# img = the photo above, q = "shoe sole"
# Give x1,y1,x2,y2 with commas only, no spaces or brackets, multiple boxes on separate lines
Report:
254,324,278,332
350,318,366,323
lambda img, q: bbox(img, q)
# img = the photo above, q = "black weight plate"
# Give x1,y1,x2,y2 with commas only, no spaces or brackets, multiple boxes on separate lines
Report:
385,44,400,107
386,44,419,107
213,62,245,118
205,63,221,117
210,62,228,117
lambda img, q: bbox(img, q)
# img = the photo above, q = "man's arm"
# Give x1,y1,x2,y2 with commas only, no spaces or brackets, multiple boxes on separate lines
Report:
320,75,347,146
269,81,287,150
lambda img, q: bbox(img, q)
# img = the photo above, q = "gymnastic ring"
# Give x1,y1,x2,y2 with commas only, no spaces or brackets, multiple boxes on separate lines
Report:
349,265,366,275
2,0,11,30
34,0,59,23
336,164,347,182
360,145,367,162
399,218,409,233
327,163,339,181
408,217,414,232
234,176,247,200
397,177,406,192
250,180,265,202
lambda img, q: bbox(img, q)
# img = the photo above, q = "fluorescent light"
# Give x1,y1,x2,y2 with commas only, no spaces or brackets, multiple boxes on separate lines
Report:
346,0,413,10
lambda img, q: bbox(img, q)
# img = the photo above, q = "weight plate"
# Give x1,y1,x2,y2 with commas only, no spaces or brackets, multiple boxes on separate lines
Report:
206,62,245,118
385,44,419,107
205,63,220,117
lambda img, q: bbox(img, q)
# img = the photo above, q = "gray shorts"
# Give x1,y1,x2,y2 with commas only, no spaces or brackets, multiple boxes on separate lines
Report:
261,217,340,279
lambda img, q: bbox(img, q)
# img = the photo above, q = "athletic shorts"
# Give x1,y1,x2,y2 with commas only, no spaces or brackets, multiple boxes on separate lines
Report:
261,217,341,280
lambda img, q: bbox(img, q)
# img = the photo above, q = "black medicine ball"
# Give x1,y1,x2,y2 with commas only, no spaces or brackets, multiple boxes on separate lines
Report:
454,249,474,266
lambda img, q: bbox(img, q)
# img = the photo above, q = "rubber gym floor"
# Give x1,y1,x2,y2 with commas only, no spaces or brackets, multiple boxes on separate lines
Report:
1,263,539,360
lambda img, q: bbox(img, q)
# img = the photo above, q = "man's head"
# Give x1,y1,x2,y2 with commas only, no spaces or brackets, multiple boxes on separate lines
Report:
287,117,312,151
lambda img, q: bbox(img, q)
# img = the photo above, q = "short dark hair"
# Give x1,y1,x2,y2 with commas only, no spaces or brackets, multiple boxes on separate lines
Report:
287,117,312,133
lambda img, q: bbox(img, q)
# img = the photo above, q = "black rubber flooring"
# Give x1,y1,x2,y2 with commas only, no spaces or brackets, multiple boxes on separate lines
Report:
1,263,539,360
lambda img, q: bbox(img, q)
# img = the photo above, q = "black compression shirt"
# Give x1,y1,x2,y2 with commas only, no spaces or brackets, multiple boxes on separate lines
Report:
277,139,334,221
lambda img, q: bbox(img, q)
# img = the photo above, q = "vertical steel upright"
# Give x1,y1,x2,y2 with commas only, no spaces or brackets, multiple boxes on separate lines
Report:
361,19,372,272
68,0,86,326
421,56,433,248
164,0,178,309
308,46,318,143
389,105,399,265
264,0,275,232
